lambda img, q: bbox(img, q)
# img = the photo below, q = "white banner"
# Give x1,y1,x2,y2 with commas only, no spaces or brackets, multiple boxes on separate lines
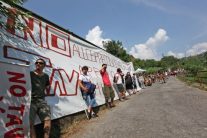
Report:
0,61,31,138
0,1,135,123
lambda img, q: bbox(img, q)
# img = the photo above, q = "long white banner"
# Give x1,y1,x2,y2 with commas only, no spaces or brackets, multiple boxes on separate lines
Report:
0,2,136,123
0,61,31,137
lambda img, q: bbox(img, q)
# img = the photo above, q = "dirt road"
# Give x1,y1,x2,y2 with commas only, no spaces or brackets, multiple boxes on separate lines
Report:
70,77,207,138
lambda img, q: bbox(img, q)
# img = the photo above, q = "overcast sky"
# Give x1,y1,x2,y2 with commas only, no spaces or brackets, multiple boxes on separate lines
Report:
24,0,207,60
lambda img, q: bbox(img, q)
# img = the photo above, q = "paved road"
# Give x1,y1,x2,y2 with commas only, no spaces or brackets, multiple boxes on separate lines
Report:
71,77,207,138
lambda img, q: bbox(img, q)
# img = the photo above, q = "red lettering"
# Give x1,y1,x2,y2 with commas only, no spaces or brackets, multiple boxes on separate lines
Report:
94,52,99,62
4,45,53,68
0,15,2,28
0,96,6,113
51,34,58,48
80,47,87,59
4,128,24,138
46,25,71,57
98,53,103,63
72,44,80,57
22,17,40,45
9,104,25,116
84,49,89,60
6,114,23,127
47,69,79,96
89,50,97,62
10,85,26,97
7,71,26,84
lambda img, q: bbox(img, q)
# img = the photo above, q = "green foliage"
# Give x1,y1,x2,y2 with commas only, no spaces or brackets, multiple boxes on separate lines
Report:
0,0,29,30
103,40,131,62
1,0,26,5
146,67,163,74
180,52,207,73
143,59,159,68
101,39,207,76
160,56,179,69
184,64,204,76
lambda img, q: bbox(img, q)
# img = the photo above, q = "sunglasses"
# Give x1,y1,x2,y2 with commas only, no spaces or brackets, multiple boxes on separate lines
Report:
35,62,44,65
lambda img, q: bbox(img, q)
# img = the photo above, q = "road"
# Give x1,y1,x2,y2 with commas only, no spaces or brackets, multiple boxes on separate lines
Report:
70,77,207,138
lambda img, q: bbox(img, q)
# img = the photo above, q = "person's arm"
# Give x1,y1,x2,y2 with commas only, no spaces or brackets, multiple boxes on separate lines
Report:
45,74,51,95
78,75,89,92
114,74,119,83
125,75,127,80
78,80,88,92
100,65,107,74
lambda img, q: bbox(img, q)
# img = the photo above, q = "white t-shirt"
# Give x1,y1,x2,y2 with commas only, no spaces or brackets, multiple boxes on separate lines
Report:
79,74,91,82
115,73,122,84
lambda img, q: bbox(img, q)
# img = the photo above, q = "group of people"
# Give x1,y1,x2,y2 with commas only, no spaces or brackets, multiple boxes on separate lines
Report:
137,71,170,88
29,58,139,138
79,64,139,119
113,68,138,100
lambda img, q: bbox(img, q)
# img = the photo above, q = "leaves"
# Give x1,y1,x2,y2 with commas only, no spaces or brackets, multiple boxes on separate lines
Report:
103,38,207,75
103,40,131,62
0,0,29,30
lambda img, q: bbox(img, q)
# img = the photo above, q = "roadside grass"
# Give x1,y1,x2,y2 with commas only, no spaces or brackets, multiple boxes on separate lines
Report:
177,74,207,91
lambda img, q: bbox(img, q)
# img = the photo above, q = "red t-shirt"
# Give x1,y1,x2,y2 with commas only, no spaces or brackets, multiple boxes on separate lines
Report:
100,70,111,86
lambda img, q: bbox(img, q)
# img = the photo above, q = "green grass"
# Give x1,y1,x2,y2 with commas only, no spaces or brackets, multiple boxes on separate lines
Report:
177,73,207,91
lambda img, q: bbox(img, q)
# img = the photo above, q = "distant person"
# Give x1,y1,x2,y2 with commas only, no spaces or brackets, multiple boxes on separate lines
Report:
158,71,166,83
138,73,145,89
79,66,97,119
30,58,51,138
100,64,115,108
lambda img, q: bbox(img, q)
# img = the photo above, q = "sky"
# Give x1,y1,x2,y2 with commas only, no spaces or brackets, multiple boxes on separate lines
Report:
23,0,207,60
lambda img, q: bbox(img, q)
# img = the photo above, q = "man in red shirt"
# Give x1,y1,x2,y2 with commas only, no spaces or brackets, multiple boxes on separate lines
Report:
100,64,115,108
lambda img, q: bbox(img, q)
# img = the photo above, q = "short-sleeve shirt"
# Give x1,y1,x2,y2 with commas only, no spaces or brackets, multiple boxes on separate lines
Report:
115,73,122,84
100,70,111,86
79,74,91,83
30,71,50,100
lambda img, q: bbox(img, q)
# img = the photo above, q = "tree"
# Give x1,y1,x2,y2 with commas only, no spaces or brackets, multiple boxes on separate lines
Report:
160,56,179,69
143,59,158,68
0,0,28,30
103,40,130,62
